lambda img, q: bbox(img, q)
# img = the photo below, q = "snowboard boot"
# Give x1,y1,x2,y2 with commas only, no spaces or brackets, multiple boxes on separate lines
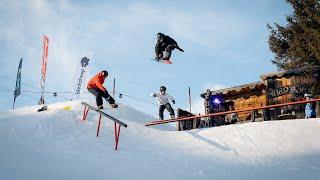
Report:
97,105,104,109
110,103,118,108
37,105,48,112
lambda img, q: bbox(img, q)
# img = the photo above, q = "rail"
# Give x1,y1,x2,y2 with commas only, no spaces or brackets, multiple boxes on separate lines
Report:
81,102,128,150
145,98,320,126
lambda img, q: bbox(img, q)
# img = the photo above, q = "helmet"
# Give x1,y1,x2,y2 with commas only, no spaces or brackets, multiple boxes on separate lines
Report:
157,32,164,39
101,70,108,77
160,86,166,91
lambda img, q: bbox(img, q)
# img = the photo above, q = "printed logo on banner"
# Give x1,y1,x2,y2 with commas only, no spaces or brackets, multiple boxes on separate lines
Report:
81,57,89,68
74,57,90,97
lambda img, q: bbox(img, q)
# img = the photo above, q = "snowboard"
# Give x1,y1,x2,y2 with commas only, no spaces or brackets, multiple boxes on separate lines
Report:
150,58,172,64
96,104,119,110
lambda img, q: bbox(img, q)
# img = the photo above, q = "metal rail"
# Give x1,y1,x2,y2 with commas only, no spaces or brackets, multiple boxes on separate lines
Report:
81,102,127,150
81,102,127,127
145,98,320,126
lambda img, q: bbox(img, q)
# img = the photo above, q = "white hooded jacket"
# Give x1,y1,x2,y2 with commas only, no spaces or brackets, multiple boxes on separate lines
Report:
151,92,175,105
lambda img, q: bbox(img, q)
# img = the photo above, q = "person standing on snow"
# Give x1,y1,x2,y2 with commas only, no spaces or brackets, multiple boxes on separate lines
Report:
305,94,316,118
151,86,175,120
155,32,184,61
87,70,118,109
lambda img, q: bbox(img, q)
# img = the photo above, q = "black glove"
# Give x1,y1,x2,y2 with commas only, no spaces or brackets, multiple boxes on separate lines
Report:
172,100,175,104
178,47,184,52
175,45,184,52
155,54,162,61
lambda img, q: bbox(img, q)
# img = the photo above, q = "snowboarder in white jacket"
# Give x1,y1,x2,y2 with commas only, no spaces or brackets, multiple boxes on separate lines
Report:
151,86,175,120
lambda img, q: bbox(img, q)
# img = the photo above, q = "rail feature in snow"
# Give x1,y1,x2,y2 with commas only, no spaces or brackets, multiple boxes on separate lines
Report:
145,98,320,126
81,102,128,150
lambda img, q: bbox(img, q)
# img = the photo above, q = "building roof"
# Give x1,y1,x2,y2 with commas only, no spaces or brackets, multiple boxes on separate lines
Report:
200,81,265,98
260,66,320,80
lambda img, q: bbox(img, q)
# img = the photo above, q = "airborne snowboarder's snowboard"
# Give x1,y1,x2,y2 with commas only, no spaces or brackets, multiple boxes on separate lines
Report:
150,58,172,64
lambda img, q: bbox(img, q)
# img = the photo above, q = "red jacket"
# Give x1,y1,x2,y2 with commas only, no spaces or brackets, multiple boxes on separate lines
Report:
87,72,106,92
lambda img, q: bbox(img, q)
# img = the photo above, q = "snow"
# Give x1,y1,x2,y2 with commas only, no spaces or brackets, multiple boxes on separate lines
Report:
1,100,320,180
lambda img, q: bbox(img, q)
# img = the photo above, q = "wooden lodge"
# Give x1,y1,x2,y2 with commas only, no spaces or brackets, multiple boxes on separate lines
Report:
260,66,320,120
200,81,267,126
178,66,320,131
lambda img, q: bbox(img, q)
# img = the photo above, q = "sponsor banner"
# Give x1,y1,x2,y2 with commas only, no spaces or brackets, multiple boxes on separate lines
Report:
40,35,49,90
13,58,23,108
73,57,90,99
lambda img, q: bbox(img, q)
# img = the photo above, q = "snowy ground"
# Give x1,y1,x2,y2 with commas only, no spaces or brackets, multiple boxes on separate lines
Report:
1,101,320,180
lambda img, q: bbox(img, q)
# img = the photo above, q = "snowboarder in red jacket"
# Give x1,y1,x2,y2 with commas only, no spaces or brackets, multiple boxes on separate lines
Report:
87,70,118,109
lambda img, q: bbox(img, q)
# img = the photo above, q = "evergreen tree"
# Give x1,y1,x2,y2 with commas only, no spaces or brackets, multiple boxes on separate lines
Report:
268,0,320,70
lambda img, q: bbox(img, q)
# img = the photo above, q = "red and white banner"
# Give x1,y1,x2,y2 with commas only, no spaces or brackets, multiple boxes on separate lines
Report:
40,35,49,90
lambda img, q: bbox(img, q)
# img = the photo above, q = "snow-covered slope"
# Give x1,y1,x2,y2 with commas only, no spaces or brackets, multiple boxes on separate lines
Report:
1,101,320,180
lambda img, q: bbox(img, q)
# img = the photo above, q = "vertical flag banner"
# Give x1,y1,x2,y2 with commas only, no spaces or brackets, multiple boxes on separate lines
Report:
39,35,49,105
73,57,90,100
13,58,23,109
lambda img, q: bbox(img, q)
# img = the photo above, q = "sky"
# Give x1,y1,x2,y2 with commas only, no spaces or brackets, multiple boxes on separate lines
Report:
0,0,292,118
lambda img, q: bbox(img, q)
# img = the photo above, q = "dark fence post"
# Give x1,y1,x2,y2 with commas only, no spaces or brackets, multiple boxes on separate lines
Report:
316,101,320,118
251,110,256,122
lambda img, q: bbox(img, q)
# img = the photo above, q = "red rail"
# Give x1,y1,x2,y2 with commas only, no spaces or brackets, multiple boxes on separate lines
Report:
145,98,320,126
81,102,127,150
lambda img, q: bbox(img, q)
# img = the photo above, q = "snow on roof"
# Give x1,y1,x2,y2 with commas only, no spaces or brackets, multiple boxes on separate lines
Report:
200,81,265,98
260,66,320,80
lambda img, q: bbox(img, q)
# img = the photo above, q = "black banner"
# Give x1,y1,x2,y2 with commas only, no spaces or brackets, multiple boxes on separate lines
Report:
13,58,23,109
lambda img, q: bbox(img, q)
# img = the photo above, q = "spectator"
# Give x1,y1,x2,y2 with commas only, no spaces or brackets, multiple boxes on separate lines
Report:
225,105,239,125
305,94,316,118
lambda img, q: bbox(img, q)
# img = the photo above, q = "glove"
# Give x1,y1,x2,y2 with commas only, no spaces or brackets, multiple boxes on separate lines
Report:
175,45,184,52
172,100,175,104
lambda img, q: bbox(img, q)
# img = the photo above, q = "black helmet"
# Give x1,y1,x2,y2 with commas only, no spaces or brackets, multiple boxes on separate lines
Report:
102,70,108,77
157,32,164,39
160,86,166,91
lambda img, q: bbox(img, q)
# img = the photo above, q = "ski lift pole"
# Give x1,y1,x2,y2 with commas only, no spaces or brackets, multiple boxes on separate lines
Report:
189,86,192,113
113,78,115,98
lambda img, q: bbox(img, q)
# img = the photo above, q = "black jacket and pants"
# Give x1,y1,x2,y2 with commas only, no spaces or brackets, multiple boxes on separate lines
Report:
155,35,183,60
87,88,115,107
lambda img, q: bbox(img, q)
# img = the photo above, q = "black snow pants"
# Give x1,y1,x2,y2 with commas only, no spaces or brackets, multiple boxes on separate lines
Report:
159,103,175,120
162,44,175,60
87,88,115,106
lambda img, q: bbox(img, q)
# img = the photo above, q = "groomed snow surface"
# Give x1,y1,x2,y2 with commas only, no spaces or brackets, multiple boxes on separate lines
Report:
1,100,320,180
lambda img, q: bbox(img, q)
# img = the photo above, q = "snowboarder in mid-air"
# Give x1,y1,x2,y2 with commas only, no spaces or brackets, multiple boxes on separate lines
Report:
87,70,118,109
155,32,184,61
151,86,176,120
